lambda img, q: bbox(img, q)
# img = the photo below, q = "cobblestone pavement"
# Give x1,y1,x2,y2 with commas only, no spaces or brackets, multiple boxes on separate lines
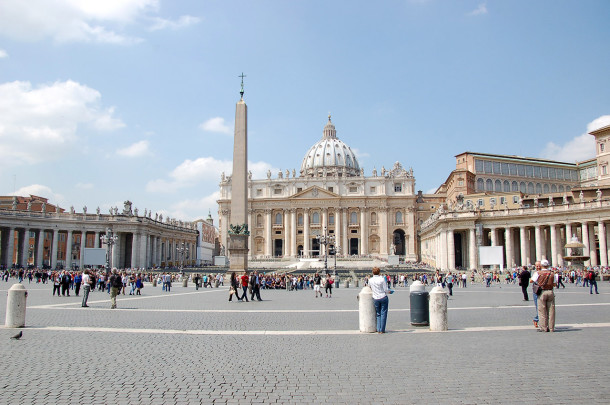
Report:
1,279,610,404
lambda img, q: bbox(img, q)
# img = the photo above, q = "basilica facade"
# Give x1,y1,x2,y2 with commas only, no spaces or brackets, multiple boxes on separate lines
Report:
217,116,422,261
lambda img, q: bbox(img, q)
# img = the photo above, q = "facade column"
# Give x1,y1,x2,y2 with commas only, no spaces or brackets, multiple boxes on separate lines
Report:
21,228,30,268
469,228,477,270
6,227,15,268
360,209,368,255
36,229,45,268
380,209,388,256
80,231,87,269
588,224,598,266
490,227,497,246
65,230,73,270
290,209,297,258
284,209,291,257
505,228,513,268
447,229,455,270
565,223,572,258
265,210,272,257
51,229,59,269
334,208,341,256
534,225,542,262
303,209,310,258
111,232,120,269
341,209,348,256
550,225,559,267
439,230,448,270
519,227,528,266
581,222,590,266
321,208,328,256
606,224,610,267
599,222,608,267
94,231,100,248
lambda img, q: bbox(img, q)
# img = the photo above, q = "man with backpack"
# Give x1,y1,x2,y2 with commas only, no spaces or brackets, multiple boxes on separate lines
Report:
109,269,123,309
588,269,599,294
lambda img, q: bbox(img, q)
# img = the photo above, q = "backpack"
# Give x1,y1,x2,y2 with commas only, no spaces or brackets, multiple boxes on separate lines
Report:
589,271,595,281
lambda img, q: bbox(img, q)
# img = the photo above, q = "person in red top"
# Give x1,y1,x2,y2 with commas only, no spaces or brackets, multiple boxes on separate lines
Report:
240,271,250,302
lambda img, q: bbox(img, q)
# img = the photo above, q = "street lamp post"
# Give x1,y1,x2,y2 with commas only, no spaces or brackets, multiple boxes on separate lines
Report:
176,243,189,268
100,228,118,276
316,228,335,276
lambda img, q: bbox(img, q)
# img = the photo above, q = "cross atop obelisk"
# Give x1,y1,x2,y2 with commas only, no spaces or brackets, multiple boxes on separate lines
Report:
228,74,249,271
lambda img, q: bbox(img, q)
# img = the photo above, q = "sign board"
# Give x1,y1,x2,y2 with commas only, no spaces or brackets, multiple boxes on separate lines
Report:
83,248,107,266
478,246,504,272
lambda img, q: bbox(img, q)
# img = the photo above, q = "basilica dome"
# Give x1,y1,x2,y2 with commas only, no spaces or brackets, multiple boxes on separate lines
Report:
300,115,361,178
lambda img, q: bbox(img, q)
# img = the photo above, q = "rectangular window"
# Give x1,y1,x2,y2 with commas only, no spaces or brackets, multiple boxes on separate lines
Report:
541,167,549,179
328,187,333,193
478,199,484,207
475,159,484,173
549,168,556,179
484,161,492,173
297,187,302,193
517,164,525,176
275,231,282,235
493,162,501,174
534,166,541,178
370,186,376,193
603,166,608,175
297,230,303,234
509,164,517,175
513,196,519,203
601,143,605,152
556,168,563,180
394,184,402,192
501,163,509,175
500,197,506,205
349,186,358,193
256,189,262,196
525,165,533,177
458,180,464,186
350,229,358,234
274,189,282,195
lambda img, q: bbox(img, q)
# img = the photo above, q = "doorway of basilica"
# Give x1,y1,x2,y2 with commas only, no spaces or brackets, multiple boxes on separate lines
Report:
392,229,405,255
274,239,283,257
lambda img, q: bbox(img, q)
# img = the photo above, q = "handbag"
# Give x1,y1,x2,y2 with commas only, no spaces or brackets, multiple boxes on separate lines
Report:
532,282,542,295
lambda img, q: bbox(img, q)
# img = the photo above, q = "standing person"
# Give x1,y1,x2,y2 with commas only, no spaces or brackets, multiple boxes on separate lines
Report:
324,275,334,298
135,275,143,295
52,273,61,297
530,262,541,328
61,271,71,296
194,274,201,290
250,271,262,301
240,271,249,302
518,266,531,301
109,269,122,309
446,272,454,296
368,267,393,333
532,260,556,332
229,272,240,301
74,271,82,296
81,270,91,307
313,272,322,298
588,268,599,294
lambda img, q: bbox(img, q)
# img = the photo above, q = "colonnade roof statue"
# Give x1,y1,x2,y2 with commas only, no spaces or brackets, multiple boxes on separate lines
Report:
300,114,361,178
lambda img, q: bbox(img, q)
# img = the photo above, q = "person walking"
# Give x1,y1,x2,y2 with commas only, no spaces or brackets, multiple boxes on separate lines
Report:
81,270,91,307
240,271,249,302
588,269,599,294
109,269,122,309
530,262,541,328
250,271,262,301
532,260,556,332
229,272,240,301
518,266,531,301
446,272,454,296
313,273,322,298
368,267,393,333
324,275,333,298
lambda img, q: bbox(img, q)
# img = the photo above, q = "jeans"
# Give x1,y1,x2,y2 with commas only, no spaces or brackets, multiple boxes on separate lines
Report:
533,291,539,322
373,296,389,333
241,286,249,301
82,285,90,306
590,280,599,294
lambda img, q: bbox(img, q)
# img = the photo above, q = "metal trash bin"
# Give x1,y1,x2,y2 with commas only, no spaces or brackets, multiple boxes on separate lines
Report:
409,281,429,326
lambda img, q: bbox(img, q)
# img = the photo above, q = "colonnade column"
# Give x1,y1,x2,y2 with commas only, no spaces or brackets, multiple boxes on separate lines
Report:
534,225,542,262
550,225,559,267
519,227,528,266
80,231,87,269
66,230,73,269
290,209,297,258
265,210,272,257
5,227,15,268
360,209,368,255
581,222,590,266
51,229,59,269
303,209,310,258
439,230,447,270
284,210,291,257
111,232,120,269
505,228,513,268
94,231,100,248
588,224,598,266
490,227,497,246
599,222,608,267
36,230,45,267
565,223,572,258
447,230,455,271
469,228,477,270
21,228,30,268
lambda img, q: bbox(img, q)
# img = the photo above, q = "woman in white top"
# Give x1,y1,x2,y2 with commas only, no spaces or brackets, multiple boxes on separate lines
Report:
368,267,393,333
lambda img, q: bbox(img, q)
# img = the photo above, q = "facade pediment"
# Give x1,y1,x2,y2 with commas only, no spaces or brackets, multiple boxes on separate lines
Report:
290,186,340,199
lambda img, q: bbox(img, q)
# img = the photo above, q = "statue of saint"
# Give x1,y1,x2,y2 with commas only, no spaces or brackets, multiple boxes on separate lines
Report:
96,206,101,215
41,202,46,213
267,170,271,179
597,189,602,201
27,201,32,211
579,191,584,202
548,196,554,206
372,167,377,177
83,206,87,214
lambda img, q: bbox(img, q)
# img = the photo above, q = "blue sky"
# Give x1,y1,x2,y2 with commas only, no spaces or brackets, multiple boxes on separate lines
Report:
1,0,609,223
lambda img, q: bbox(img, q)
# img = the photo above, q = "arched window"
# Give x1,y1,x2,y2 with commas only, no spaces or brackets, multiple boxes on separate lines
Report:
503,180,510,192
519,182,526,193
527,182,534,194
274,213,282,225
559,185,564,193
551,184,557,193
512,181,519,192
396,211,403,224
477,178,484,191
350,212,358,225
312,212,320,224
256,214,263,228
536,183,542,194
298,214,303,226
543,184,550,194
370,212,377,225
329,214,335,225
486,179,493,191
494,180,502,192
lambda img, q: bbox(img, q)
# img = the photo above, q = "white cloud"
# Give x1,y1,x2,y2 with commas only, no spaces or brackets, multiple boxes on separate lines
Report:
10,184,65,206
467,3,488,16
117,140,152,157
149,15,200,31
351,148,370,159
146,157,277,193
199,117,232,135
540,115,610,162
0,80,124,166
76,182,94,190
0,49,7,58
0,0,159,44
166,191,221,221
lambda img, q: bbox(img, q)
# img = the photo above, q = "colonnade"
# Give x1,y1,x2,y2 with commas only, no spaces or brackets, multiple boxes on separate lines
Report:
434,219,609,271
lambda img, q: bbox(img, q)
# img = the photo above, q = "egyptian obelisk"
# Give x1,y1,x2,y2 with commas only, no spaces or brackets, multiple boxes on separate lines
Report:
228,74,249,271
